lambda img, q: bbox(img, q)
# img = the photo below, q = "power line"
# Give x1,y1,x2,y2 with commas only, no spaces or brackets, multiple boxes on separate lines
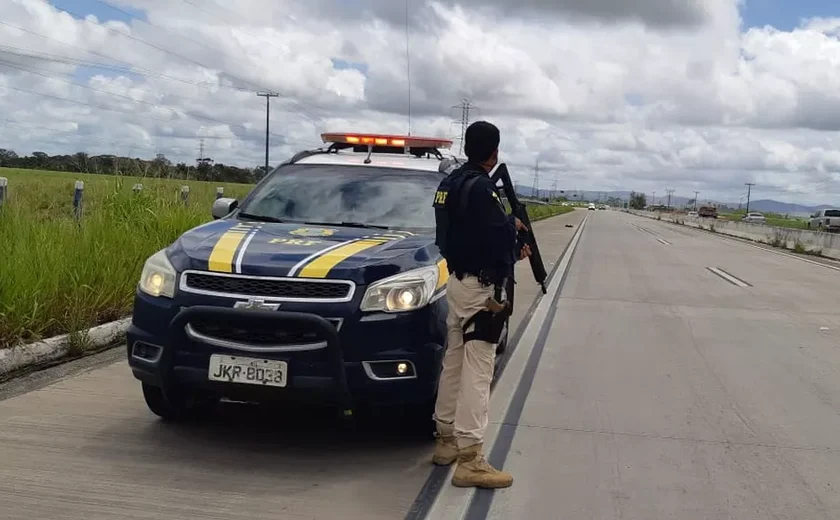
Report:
2,11,321,125
171,0,325,123
0,84,318,150
0,44,254,95
0,59,258,132
0,63,287,141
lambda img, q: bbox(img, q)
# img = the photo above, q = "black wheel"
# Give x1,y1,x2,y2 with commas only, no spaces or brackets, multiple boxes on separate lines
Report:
142,383,218,422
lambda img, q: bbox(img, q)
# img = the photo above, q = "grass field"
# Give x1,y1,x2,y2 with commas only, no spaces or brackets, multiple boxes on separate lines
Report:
718,209,810,230
0,167,573,350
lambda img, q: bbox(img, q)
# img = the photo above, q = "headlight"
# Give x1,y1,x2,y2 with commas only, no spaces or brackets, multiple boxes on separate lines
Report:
360,264,440,313
138,249,177,298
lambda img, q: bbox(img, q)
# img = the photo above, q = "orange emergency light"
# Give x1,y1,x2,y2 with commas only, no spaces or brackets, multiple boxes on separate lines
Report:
321,133,453,150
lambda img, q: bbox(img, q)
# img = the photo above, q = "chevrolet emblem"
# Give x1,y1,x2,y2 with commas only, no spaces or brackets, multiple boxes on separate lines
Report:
234,298,280,311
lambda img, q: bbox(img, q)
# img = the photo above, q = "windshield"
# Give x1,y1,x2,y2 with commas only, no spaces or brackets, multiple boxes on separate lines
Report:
237,163,441,230
825,210,840,217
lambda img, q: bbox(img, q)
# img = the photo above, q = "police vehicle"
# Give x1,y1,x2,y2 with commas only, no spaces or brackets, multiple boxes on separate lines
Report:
127,132,514,423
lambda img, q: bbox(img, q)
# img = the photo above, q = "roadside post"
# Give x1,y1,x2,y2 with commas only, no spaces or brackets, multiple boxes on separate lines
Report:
73,180,84,220
180,185,190,206
216,187,224,199
0,177,7,208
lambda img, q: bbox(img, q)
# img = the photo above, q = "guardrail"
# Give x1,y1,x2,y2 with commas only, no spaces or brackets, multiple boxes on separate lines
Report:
630,210,840,260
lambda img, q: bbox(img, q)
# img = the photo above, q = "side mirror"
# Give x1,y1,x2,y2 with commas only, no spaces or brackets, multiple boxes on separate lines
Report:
212,197,239,219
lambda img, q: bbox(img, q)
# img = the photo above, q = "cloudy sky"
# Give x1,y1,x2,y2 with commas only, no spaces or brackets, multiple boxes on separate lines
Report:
3,0,840,205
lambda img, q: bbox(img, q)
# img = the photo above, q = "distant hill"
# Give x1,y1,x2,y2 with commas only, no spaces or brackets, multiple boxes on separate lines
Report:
735,199,834,216
513,185,837,216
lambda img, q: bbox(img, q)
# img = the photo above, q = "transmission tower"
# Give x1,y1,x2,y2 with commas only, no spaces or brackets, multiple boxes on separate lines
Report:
452,99,477,156
196,138,212,166
666,188,675,208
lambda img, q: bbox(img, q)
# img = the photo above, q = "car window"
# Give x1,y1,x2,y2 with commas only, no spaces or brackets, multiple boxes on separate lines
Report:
237,163,442,229
825,210,840,217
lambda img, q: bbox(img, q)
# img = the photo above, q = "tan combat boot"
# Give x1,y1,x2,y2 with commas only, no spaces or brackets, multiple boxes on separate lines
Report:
432,433,458,465
452,443,513,488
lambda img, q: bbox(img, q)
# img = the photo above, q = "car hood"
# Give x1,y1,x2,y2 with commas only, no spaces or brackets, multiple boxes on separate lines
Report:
167,219,438,285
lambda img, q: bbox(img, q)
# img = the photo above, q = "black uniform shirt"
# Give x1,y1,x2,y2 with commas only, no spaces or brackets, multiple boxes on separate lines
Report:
440,162,518,281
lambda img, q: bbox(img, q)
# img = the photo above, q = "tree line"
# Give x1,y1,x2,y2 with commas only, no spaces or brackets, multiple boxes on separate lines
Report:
0,149,269,184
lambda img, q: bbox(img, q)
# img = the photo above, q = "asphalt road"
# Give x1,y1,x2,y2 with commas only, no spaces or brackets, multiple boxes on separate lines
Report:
0,209,586,520
477,211,840,519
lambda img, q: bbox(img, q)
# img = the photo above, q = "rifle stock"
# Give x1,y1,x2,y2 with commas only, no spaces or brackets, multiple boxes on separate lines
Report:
491,163,548,294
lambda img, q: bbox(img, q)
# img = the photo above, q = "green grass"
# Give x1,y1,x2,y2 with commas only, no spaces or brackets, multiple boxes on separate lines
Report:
0,168,252,350
524,202,575,221
719,209,809,230
0,167,573,350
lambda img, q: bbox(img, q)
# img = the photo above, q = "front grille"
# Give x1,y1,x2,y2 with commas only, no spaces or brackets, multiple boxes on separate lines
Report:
189,318,341,347
183,272,352,300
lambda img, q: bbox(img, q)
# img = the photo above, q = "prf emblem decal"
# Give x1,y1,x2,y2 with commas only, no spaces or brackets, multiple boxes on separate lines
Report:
434,190,447,206
289,227,336,237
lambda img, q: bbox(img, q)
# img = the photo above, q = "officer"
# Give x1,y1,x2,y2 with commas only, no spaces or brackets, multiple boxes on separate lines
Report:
431,121,530,489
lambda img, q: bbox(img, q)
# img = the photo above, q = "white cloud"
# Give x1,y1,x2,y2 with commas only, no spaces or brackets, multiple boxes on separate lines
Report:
3,0,840,205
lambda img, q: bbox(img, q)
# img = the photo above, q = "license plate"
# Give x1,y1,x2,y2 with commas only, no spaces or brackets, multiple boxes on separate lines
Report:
208,354,287,388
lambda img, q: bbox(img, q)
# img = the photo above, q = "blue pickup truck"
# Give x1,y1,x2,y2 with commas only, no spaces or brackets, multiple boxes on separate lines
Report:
126,132,513,425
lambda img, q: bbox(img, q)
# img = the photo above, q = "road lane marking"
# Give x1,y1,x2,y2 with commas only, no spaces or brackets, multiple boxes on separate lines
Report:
657,238,672,245
707,267,751,287
636,213,840,273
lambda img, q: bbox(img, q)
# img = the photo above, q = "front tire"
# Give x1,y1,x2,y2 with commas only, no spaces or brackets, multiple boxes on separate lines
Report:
142,383,218,422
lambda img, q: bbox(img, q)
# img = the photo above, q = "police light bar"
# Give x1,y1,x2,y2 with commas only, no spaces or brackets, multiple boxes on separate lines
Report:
321,133,453,150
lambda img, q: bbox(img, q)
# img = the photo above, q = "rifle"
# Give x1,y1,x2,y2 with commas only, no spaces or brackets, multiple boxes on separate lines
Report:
490,163,548,294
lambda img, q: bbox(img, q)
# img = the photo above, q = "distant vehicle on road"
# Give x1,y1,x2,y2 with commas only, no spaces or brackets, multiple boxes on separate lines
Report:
807,209,840,232
598,205,607,210
742,212,766,224
697,205,718,218
687,211,699,217
588,203,596,210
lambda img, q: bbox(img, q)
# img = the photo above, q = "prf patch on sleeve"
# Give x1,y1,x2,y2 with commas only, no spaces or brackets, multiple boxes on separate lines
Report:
433,189,448,207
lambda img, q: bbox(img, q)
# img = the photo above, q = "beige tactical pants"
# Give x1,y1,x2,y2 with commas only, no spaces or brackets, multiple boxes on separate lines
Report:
434,274,498,449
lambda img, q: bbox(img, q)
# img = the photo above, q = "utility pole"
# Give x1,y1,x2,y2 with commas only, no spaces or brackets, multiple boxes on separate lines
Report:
745,182,755,214
666,188,675,208
552,175,558,201
453,99,476,156
257,91,279,176
694,191,699,210
532,160,540,199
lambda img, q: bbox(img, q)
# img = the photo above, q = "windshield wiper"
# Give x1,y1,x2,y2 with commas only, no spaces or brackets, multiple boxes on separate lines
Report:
238,212,284,223
304,221,390,230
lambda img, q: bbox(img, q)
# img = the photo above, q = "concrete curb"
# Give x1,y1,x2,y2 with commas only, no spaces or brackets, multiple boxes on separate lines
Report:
0,318,131,377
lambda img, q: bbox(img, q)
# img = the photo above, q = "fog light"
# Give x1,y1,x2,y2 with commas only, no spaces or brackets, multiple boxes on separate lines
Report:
396,362,408,375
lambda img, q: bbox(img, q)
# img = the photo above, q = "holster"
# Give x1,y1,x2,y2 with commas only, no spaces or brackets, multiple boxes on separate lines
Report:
462,282,512,345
